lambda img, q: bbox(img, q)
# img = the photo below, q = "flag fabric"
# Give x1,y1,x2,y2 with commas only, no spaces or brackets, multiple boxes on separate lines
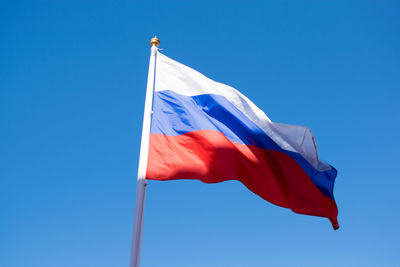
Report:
146,51,339,229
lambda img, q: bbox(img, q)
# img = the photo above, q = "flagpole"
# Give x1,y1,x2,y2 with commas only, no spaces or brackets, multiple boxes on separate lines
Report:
129,36,160,267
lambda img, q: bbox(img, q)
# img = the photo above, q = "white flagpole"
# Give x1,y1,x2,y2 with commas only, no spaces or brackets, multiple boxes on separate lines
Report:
129,36,160,267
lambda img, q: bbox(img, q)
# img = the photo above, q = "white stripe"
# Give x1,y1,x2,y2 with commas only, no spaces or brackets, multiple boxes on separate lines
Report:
155,51,331,171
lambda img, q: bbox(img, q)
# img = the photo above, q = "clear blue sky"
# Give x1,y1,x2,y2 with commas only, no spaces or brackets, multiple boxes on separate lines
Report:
1,1,399,266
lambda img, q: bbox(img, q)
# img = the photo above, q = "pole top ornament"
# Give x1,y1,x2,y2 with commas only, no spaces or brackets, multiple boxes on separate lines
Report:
150,36,160,47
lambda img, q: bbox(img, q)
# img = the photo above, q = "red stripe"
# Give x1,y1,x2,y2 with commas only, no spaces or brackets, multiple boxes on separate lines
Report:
146,130,339,229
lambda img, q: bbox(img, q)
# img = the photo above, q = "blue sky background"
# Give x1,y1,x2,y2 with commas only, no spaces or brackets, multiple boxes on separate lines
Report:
1,1,399,266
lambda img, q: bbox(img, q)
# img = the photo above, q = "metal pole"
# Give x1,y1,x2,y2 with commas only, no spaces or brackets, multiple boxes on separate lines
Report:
129,36,160,267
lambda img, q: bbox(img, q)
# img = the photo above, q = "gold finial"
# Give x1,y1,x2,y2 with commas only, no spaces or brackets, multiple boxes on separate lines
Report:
150,36,160,47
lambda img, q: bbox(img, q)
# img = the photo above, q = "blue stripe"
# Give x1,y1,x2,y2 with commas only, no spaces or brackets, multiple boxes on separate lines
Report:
151,90,337,199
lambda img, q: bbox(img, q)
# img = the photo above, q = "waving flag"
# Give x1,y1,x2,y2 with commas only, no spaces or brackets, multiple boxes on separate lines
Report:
146,51,339,229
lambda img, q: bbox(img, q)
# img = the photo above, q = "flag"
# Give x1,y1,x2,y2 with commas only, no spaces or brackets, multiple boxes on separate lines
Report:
146,51,339,229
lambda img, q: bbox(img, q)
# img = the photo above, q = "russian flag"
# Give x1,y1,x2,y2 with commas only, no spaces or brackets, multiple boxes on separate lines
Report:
146,51,339,229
